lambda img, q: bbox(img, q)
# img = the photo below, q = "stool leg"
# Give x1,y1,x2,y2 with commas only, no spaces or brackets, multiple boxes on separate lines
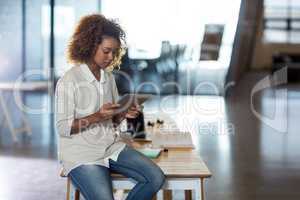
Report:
67,177,80,200
163,190,172,200
74,189,80,200
66,177,71,200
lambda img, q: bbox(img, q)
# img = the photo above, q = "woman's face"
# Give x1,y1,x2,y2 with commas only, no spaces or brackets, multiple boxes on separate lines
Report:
93,36,120,69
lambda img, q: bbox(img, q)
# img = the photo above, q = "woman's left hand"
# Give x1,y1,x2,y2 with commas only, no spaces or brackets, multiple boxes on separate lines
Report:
125,104,141,119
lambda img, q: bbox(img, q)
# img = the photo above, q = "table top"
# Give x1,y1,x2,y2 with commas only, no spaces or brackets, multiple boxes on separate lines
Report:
150,131,195,149
0,81,51,91
153,149,212,178
112,148,211,179
116,130,212,179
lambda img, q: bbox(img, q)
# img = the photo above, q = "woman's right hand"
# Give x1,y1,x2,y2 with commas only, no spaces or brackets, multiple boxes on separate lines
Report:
70,103,120,135
96,103,120,121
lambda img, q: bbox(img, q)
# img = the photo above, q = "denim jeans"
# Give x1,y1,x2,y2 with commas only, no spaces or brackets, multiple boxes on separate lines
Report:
69,145,165,200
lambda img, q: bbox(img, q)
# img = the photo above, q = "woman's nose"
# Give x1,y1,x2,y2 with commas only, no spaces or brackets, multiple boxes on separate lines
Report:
107,52,114,61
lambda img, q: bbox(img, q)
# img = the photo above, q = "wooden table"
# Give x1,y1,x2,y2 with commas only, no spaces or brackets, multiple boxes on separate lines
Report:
67,149,211,200
110,149,211,200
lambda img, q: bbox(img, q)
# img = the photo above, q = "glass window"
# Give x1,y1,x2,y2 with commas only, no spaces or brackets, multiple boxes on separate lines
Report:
265,20,287,29
291,0,300,7
101,0,241,94
54,0,99,77
265,0,288,7
264,30,288,43
291,8,300,18
291,21,300,29
102,0,241,64
263,0,300,43
290,31,300,43
265,7,289,18
25,0,49,81
0,1,23,81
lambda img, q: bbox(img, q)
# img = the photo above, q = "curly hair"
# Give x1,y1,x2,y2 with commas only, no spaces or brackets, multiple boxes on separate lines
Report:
67,14,126,70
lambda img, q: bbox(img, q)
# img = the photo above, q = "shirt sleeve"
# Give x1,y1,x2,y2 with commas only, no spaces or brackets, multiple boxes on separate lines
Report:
55,79,76,138
110,74,120,103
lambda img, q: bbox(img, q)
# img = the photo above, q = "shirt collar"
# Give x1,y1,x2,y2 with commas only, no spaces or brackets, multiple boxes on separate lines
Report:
100,69,106,84
81,64,106,83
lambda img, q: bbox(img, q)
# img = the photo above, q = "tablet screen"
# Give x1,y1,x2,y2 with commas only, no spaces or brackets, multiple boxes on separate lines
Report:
116,94,152,112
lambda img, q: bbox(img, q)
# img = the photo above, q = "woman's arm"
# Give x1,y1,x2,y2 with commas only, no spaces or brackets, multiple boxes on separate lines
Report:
112,105,141,127
70,113,100,135
70,103,120,135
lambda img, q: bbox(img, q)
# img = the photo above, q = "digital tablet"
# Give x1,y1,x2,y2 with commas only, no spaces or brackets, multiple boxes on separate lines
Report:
116,94,152,112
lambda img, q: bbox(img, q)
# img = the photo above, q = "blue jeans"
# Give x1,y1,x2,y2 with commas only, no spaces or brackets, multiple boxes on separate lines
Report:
69,145,165,200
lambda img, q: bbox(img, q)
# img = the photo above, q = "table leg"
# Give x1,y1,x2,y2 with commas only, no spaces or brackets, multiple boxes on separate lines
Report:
194,179,201,200
163,190,172,200
0,91,18,141
0,113,7,132
201,178,205,200
184,190,192,200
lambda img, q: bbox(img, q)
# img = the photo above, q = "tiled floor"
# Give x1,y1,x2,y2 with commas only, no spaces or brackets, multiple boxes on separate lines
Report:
1,72,300,200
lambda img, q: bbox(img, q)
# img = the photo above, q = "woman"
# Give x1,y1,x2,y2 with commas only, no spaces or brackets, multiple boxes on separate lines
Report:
55,14,165,200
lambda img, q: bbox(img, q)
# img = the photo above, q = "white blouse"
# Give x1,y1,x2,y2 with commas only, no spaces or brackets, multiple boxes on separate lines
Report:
55,64,125,175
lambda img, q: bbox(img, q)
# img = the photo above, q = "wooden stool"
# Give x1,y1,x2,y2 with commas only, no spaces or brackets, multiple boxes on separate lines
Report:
61,172,158,200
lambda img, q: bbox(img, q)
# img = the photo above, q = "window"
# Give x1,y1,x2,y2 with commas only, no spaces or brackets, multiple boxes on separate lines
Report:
264,0,300,43
0,1,23,81
102,0,241,67
54,0,99,77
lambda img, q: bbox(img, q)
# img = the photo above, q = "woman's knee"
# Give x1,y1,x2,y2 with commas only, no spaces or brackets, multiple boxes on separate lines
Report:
147,166,165,192
69,165,114,200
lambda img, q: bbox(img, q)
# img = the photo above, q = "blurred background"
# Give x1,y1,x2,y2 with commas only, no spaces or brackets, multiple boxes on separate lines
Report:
0,0,300,199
